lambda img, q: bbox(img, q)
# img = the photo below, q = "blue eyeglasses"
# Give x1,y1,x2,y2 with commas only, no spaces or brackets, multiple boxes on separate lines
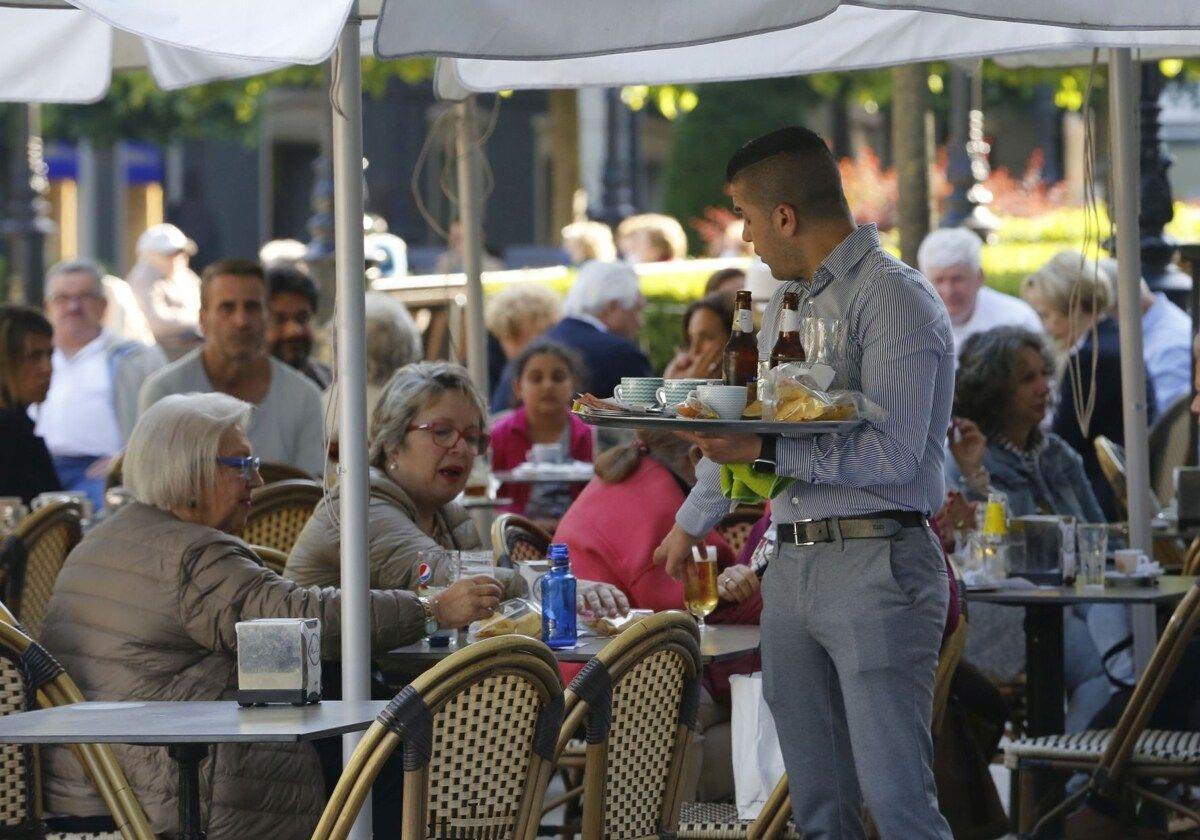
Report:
215,455,261,482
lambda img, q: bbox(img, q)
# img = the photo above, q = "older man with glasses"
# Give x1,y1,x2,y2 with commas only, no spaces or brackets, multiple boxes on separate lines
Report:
33,259,166,509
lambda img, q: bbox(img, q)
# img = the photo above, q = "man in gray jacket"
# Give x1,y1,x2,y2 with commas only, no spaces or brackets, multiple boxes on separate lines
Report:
33,259,166,510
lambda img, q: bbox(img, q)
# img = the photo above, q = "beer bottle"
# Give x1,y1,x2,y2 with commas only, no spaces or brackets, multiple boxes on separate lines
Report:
723,289,758,401
770,291,806,368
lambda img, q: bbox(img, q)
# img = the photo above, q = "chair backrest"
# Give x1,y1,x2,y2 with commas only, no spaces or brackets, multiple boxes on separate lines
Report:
1095,436,1128,514
716,510,765,557
558,611,703,840
0,604,154,840
258,461,313,484
250,545,288,576
9,501,82,640
313,634,563,840
1148,394,1191,505
1184,537,1200,577
240,479,324,555
490,513,552,568
1090,579,1200,795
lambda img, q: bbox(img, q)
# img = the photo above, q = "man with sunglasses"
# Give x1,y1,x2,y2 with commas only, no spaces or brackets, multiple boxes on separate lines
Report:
139,258,324,477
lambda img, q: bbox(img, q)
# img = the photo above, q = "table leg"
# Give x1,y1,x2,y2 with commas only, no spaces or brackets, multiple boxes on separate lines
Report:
1018,605,1065,835
168,743,209,840
1131,603,1157,676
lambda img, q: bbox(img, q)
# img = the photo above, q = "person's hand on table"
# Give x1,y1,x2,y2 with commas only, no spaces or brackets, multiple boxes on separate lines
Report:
433,574,503,628
717,565,760,603
653,523,705,581
576,580,630,619
676,430,761,465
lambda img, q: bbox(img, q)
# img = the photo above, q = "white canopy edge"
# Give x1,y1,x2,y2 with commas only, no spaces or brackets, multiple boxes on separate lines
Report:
436,7,1200,93
377,0,1200,62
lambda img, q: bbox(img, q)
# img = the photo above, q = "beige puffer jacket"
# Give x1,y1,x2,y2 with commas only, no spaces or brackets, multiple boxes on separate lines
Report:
285,468,521,597
39,502,426,839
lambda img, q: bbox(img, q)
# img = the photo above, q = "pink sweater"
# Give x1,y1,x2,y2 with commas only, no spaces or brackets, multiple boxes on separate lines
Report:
553,457,761,700
490,409,593,515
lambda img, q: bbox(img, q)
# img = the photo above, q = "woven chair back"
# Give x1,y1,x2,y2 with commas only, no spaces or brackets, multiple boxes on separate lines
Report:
1094,436,1129,514
10,501,82,640
257,461,312,484
313,634,563,840
1183,537,1200,577
1148,394,1191,506
241,480,323,555
0,609,154,839
490,514,552,568
559,611,703,840
716,510,764,557
250,545,289,576
1091,580,1200,792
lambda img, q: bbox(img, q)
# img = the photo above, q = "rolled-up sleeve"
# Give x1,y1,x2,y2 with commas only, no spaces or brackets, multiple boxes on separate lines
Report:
776,274,945,489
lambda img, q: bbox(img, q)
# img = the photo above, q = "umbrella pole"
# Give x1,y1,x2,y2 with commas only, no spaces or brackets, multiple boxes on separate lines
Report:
1109,48,1155,674
331,5,372,837
455,95,489,397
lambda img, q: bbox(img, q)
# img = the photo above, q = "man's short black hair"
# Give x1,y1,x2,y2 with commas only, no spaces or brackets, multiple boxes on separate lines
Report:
200,258,266,309
724,126,851,223
266,264,319,312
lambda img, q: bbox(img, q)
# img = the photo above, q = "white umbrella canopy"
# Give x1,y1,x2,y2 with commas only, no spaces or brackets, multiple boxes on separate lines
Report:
378,0,1200,62
434,7,1200,93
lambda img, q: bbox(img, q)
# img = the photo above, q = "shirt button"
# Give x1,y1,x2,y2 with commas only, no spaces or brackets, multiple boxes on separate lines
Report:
791,497,799,505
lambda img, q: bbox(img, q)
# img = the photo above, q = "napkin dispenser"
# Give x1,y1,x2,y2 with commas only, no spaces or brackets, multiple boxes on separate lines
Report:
236,618,322,706
1009,515,1074,585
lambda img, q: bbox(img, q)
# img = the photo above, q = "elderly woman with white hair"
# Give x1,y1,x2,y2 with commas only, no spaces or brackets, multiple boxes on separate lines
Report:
39,392,502,838
917,227,1042,355
1021,251,1156,520
538,260,651,400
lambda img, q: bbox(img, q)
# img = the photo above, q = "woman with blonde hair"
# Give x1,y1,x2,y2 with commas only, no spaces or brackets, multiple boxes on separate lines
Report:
561,219,617,264
40,391,501,837
617,212,689,262
485,283,564,413
1021,250,1155,519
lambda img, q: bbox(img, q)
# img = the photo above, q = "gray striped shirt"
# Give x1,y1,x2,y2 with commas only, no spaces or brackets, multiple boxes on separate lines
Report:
676,224,955,534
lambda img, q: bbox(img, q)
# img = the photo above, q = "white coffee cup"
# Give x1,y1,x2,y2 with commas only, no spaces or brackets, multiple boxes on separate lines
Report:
1113,548,1148,574
695,384,748,420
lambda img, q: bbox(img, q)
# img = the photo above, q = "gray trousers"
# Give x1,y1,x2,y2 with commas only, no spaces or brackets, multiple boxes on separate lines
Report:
761,525,952,840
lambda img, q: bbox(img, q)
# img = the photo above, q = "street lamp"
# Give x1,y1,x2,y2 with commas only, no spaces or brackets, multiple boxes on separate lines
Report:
2,103,54,303
942,64,999,241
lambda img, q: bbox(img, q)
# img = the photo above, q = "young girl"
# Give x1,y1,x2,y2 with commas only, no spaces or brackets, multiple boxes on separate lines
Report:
490,339,593,525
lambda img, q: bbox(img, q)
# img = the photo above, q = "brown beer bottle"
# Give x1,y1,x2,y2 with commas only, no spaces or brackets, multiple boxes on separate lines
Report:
723,289,758,401
770,291,806,368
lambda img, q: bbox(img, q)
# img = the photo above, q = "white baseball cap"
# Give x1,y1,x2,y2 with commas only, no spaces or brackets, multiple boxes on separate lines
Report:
136,223,197,256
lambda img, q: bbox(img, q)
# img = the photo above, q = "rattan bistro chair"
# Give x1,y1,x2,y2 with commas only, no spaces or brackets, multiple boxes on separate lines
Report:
240,479,323,555
715,510,765,557
553,611,702,840
1005,579,1200,837
257,461,312,484
3,501,82,640
491,514,552,568
0,604,154,840
313,634,563,840
250,545,289,576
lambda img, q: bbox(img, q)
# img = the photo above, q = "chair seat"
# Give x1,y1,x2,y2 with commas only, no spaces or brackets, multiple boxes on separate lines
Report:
676,801,800,839
1005,729,1200,768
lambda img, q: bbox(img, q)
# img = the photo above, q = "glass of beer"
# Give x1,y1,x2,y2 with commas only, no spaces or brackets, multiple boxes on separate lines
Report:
683,546,719,632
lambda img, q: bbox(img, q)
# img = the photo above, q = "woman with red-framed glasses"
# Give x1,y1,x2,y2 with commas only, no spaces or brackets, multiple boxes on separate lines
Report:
287,361,629,620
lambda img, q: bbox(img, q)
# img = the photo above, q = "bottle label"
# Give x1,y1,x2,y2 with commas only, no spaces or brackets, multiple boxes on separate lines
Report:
734,310,753,333
780,308,799,332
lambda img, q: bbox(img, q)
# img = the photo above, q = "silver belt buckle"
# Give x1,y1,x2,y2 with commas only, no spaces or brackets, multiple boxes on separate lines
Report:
791,518,824,546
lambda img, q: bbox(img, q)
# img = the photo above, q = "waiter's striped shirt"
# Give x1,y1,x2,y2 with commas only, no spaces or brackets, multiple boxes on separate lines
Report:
676,223,955,534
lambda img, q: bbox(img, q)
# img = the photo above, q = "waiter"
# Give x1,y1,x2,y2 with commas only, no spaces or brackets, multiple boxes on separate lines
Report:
655,126,954,839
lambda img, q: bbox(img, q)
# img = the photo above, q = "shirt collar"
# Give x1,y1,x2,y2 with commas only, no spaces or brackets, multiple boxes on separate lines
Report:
572,313,609,333
810,223,880,290
56,329,109,363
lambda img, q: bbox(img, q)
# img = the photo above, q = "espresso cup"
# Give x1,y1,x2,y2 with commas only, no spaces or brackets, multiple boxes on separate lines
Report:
614,376,664,407
695,384,748,420
1113,548,1147,574
656,378,713,407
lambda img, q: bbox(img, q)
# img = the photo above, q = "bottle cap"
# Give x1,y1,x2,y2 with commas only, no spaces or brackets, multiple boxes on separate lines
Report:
548,543,570,565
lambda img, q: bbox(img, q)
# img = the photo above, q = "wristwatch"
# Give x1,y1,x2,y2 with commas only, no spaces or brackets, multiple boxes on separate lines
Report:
417,595,440,636
751,434,778,474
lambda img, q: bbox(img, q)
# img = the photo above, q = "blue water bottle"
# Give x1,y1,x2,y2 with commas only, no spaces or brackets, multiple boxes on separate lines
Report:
541,543,577,649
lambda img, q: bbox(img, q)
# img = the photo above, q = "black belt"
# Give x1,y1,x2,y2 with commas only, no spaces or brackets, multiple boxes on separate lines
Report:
777,511,927,546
